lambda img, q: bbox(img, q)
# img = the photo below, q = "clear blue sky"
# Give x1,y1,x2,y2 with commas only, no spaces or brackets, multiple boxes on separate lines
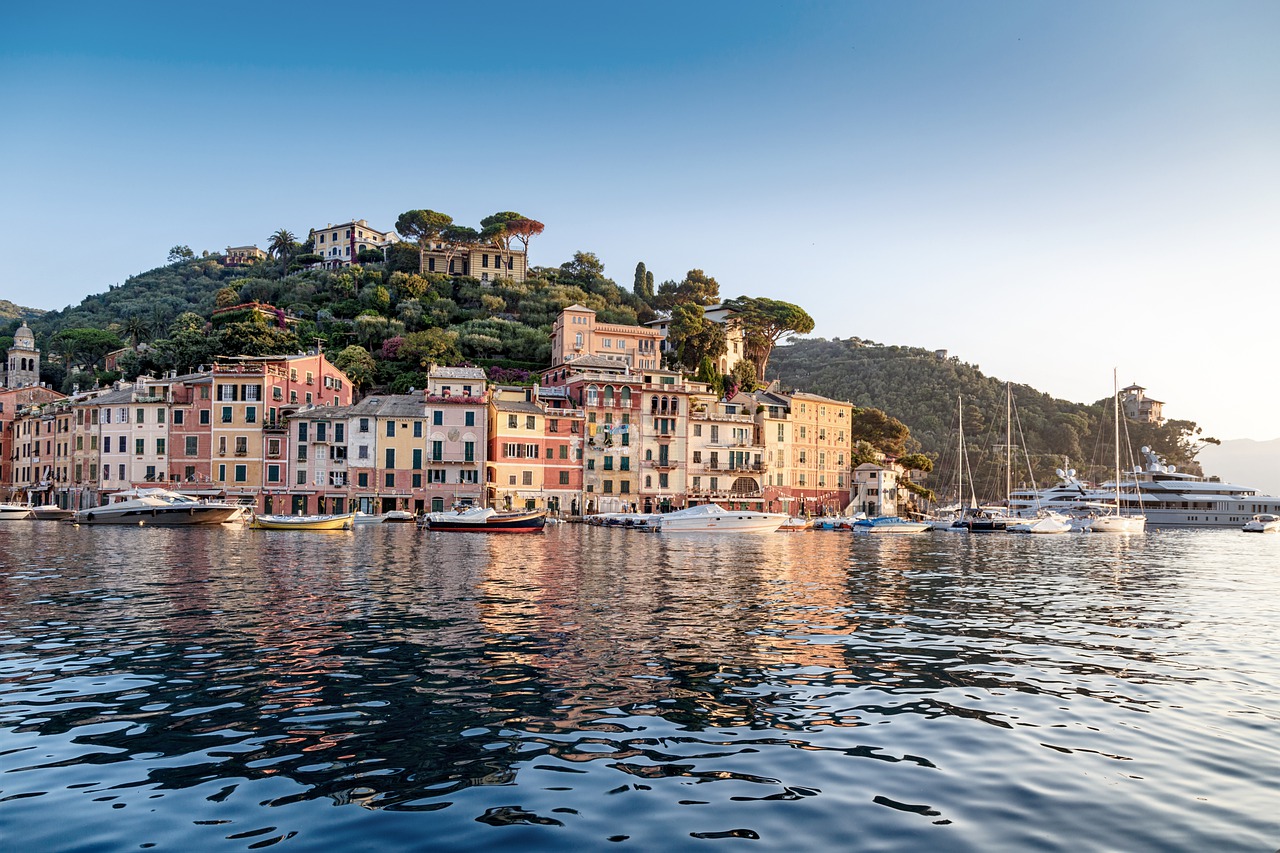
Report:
3,1,1277,440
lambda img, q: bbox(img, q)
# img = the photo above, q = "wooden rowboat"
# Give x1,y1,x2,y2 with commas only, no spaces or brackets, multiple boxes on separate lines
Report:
249,512,356,531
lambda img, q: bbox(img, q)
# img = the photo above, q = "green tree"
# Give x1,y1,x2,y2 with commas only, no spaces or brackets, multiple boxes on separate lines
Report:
723,296,815,381
167,245,195,264
633,262,649,299
438,226,479,276
667,302,726,372
395,209,453,275
399,328,462,368
479,211,524,276
215,320,299,358
851,407,911,458
729,358,759,393
559,251,605,284
122,313,150,347
333,344,377,391
267,229,297,276
51,328,123,370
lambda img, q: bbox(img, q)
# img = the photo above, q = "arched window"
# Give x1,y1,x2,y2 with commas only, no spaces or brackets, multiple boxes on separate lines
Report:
660,396,669,413
620,387,631,408
645,476,652,488
586,385,599,406
645,449,653,461
603,386,614,407
651,395,659,413
669,398,678,415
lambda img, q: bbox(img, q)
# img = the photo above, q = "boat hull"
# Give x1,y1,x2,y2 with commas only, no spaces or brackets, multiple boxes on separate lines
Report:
250,513,355,531
0,505,34,520
426,510,546,533
1087,515,1146,534
76,506,240,525
853,518,931,534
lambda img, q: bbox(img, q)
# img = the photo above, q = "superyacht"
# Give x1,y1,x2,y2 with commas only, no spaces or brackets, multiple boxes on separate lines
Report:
1013,448,1280,528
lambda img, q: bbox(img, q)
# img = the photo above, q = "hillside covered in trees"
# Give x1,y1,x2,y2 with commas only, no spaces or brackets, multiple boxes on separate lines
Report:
4,211,1213,504
768,337,1217,496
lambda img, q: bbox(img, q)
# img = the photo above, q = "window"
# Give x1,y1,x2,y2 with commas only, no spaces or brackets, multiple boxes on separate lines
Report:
218,436,227,456
526,415,535,429
235,436,248,456
620,457,630,471
465,411,475,427
358,473,369,487
413,448,422,470
385,448,395,468
118,436,127,453
234,465,247,483
200,410,210,425
172,410,182,425
245,407,256,424
136,408,146,424
522,471,533,486
297,445,308,462
559,445,568,459
267,464,281,483
433,440,444,461
463,441,473,462
359,418,370,433
603,480,613,494
559,471,570,485
267,438,280,458
415,421,424,437
156,438,166,456
221,406,232,423
335,423,344,442
386,421,395,437
508,414,518,429
135,438,145,455
604,456,613,471
358,446,369,459
385,473,395,488
412,473,422,488
549,419,559,433
316,422,327,442
297,469,306,485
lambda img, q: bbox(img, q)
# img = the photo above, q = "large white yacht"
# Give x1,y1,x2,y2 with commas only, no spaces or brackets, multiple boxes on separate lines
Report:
74,489,240,526
1013,448,1280,529
0,503,34,520
657,503,788,533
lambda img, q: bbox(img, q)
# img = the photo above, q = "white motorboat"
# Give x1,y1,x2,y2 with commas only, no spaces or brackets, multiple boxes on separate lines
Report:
31,504,75,521
851,516,931,534
778,516,813,531
74,489,240,526
656,503,788,533
1242,514,1280,533
1008,511,1073,534
354,510,417,525
0,503,34,520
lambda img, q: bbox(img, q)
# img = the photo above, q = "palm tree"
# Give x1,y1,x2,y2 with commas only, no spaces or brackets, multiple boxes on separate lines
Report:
267,228,296,276
122,314,150,348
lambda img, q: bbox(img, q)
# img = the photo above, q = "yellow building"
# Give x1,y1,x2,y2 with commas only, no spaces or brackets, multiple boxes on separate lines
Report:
487,388,548,511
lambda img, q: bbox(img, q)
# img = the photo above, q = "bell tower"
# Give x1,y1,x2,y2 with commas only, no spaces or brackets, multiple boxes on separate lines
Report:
5,322,40,388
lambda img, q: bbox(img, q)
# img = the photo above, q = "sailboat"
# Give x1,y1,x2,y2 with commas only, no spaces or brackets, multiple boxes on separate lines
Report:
951,389,1012,533
1088,371,1147,534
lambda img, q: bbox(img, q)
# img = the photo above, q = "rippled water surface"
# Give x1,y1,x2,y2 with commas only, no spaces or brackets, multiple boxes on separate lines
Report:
1,523,1278,851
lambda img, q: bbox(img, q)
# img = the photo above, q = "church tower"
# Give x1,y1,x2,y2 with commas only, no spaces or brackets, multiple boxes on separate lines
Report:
5,322,40,389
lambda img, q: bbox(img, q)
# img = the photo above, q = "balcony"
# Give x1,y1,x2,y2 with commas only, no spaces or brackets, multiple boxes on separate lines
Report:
263,421,288,433
644,458,678,470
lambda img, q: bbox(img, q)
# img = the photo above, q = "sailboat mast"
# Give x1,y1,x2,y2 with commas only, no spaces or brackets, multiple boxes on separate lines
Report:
1006,383,1012,512
1113,368,1121,512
